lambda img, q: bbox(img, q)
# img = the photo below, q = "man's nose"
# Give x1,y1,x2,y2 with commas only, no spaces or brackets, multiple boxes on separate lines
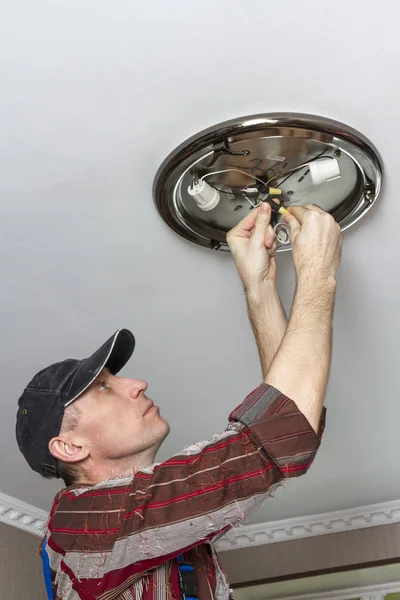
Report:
126,379,148,399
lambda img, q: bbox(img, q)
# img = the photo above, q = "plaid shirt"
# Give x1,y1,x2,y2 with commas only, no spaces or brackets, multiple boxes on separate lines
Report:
43,383,325,600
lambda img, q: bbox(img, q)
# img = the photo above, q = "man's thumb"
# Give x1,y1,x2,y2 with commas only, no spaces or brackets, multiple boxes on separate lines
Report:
252,203,271,246
283,212,301,242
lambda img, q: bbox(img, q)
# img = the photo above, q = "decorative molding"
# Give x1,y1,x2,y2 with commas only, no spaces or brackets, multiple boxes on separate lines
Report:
2,491,400,552
0,491,47,537
275,580,400,600
216,498,400,551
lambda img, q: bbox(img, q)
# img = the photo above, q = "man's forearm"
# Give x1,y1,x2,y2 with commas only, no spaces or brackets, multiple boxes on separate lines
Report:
245,281,288,380
264,272,336,432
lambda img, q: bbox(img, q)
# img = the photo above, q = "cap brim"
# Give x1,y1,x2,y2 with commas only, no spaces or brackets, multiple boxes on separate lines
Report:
64,328,135,407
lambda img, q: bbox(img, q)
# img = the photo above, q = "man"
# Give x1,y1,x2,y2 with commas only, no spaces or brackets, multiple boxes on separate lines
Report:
16,203,342,600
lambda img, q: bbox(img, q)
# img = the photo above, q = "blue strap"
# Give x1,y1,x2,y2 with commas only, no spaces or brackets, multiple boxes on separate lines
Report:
177,553,198,600
41,538,55,600
179,565,194,573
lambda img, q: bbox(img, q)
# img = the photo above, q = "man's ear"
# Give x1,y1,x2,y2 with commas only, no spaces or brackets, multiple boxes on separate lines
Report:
48,436,89,464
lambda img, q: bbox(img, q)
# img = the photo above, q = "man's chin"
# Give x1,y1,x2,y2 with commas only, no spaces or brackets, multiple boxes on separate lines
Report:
151,424,170,458
161,419,171,439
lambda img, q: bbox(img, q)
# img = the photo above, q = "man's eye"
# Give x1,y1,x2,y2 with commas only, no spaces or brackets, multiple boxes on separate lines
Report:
98,381,109,392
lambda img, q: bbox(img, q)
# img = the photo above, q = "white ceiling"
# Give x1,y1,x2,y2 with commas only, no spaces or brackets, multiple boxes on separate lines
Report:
1,0,398,527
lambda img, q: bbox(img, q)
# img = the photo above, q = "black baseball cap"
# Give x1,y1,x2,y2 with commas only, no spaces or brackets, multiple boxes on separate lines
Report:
16,328,135,478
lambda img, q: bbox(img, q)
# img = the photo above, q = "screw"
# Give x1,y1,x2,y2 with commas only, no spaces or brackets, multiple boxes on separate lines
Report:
211,241,221,251
277,230,288,243
274,223,291,245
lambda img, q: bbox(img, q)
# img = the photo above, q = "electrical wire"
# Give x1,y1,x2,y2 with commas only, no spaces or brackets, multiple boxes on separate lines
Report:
269,169,301,188
206,181,274,211
206,179,278,210
223,162,265,176
200,154,335,190
197,153,337,211
200,168,267,187
201,171,287,214
255,154,335,208
265,153,335,187
243,195,259,208
205,181,246,200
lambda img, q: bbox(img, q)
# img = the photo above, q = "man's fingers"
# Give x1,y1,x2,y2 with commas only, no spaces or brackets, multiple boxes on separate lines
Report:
269,239,277,256
283,212,301,242
264,224,276,249
227,206,262,241
287,205,309,223
251,203,272,246
305,203,326,214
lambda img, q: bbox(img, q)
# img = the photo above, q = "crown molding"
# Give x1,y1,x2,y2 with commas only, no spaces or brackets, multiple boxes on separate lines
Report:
0,491,48,537
2,491,400,552
215,498,400,551
272,580,400,600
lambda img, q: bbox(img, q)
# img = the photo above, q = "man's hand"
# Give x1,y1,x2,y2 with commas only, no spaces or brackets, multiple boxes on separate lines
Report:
227,203,287,379
283,204,342,282
265,204,342,432
226,203,277,288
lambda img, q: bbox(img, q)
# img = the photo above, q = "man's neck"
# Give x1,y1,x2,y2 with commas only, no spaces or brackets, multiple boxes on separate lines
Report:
77,449,158,486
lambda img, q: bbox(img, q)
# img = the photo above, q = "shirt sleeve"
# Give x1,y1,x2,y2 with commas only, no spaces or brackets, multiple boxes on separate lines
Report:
47,383,325,598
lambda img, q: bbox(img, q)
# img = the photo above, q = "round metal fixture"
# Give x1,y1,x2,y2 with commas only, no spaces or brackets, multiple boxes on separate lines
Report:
275,222,291,245
153,113,382,252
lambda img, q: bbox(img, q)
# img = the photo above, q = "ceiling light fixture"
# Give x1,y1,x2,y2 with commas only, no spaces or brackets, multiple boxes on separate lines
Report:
153,113,383,252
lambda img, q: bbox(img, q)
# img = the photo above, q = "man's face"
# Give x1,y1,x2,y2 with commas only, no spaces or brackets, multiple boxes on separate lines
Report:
67,368,170,466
